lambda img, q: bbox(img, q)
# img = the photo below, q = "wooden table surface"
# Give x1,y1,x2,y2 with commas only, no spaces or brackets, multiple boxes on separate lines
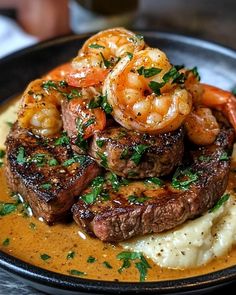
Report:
0,0,236,294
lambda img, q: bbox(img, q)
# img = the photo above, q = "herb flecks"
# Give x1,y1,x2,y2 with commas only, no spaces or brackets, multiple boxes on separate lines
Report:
89,43,105,49
131,144,149,165
103,261,112,269
54,132,70,146
16,146,26,164
209,194,230,213
40,183,52,190
2,238,10,246
219,152,229,161
87,256,96,263
81,176,105,204
40,253,51,261
69,269,86,277
100,52,111,68
67,251,75,260
137,66,162,78
171,167,198,190
117,251,151,282
149,81,165,96
144,177,164,187
128,195,149,204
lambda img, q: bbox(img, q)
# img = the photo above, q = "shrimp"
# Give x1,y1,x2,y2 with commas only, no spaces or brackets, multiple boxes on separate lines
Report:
103,48,192,134
68,27,145,88
18,79,106,138
44,62,73,81
184,107,220,145
200,84,236,131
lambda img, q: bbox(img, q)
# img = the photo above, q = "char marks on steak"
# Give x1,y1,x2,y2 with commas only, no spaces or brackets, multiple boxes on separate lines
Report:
89,127,184,178
72,129,235,242
5,124,100,224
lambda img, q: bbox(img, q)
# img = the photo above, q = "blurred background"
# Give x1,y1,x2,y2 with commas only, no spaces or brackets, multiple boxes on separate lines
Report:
0,0,235,58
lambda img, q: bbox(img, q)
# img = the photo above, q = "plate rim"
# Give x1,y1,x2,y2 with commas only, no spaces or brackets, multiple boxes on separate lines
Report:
0,30,236,294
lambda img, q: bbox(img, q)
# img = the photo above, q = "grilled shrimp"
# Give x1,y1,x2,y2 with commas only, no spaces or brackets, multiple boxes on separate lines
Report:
67,27,145,88
103,48,192,134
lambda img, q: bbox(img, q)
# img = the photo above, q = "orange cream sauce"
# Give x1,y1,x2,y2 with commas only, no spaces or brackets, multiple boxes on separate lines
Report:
0,98,236,282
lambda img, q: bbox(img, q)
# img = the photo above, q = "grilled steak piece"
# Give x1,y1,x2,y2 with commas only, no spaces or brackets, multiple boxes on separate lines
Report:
89,127,184,178
5,124,100,224
72,128,234,242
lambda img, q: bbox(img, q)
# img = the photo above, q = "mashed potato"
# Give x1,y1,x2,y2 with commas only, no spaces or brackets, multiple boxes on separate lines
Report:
122,195,236,269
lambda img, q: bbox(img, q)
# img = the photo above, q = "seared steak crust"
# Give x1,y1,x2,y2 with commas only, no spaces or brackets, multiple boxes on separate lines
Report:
72,129,234,242
5,124,100,224
89,127,184,178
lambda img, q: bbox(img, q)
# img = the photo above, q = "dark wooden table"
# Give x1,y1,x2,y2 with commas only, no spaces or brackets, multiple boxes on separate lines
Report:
0,0,236,294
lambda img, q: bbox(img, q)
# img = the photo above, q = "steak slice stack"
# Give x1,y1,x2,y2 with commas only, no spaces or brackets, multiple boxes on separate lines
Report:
72,128,235,242
89,126,184,178
5,124,100,224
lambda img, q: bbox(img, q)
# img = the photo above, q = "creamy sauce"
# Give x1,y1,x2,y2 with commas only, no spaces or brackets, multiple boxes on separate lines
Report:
0,97,236,282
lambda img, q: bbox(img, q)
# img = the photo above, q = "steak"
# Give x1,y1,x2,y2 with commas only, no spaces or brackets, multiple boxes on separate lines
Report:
89,127,184,178
72,128,234,242
5,124,100,224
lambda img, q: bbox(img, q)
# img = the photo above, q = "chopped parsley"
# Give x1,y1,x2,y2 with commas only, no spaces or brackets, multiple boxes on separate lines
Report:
219,152,229,161
0,202,18,216
16,146,26,164
96,151,108,168
198,155,211,162
149,81,165,95
144,177,164,187
69,269,86,277
54,132,70,146
117,251,151,282
126,52,133,60
190,66,201,81
96,139,105,148
0,150,5,158
40,253,51,261
40,183,52,190
209,194,230,213
137,66,162,78
120,148,130,160
48,158,58,166
128,195,149,204
100,52,111,68
29,222,36,230
108,172,120,191
87,256,96,263
30,153,46,167
89,43,105,49
100,94,113,114
42,80,58,91
171,167,198,190
103,261,112,269
130,144,149,165
2,238,10,246
81,176,105,204
67,251,75,259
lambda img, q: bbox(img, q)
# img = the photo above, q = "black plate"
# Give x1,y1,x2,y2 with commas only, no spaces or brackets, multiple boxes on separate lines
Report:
0,32,236,295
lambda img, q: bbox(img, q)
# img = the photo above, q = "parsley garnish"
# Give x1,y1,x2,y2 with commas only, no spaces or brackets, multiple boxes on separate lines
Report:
135,34,144,40
96,151,108,168
171,167,198,190
108,172,120,191
40,183,52,190
81,176,105,204
117,251,151,282
40,253,51,261
128,195,149,204
89,43,105,49
30,153,46,167
69,269,86,276
54,132,70,146
67,251,75,259
16,146,26,164
87,256,96,263
0,202,18,216
144,177,164,186
126,52,133,60
209,194,230,213
137,66,162,78
29,222,36,230
198,155,211,162
96,139,105,148
120,148,130,160
100,52,111,68
149,81,165,95
0,150,5,158
219,152,229,161
103,261,112,269
48,158,58,166
130,144,149,165
2,238,10,246
190,66,201,81
100,94,113,114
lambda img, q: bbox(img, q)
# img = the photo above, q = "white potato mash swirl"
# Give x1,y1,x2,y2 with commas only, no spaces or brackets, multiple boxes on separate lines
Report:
122,195,236,269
